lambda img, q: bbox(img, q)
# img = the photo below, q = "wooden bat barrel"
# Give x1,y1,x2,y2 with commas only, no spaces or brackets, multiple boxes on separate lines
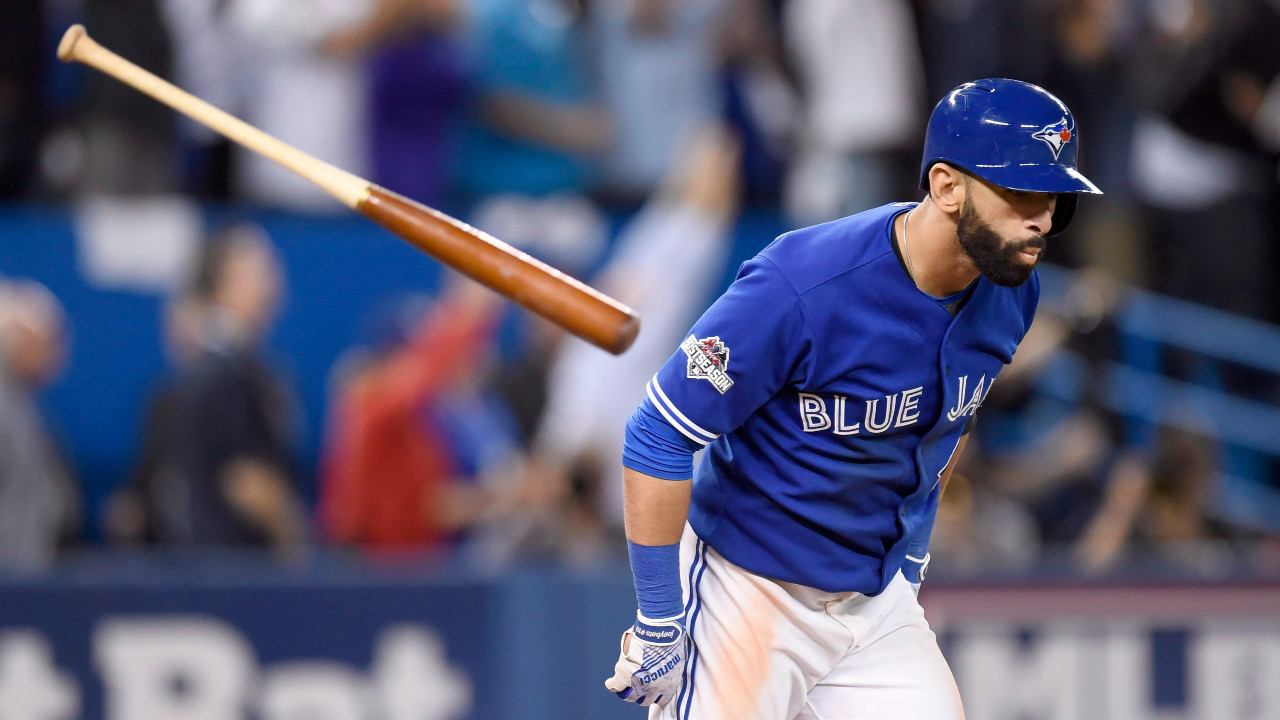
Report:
359,187,640,354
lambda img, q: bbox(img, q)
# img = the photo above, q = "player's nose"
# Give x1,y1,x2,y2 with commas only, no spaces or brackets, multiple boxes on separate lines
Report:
1025,195,1055,236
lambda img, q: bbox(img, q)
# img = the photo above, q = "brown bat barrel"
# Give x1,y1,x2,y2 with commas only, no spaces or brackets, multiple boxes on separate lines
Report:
358,186,640,355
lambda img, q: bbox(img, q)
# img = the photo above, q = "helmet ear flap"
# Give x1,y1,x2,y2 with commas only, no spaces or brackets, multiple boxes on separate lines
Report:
918,160,963,197
1048,193,1077,236
918,160,933,192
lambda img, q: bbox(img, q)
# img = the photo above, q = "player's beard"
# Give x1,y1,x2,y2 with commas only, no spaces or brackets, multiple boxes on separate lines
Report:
956,195,1045,287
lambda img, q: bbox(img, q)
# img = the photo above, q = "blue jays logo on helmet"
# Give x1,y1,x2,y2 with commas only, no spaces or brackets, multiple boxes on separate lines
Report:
1031,118,1074,160
918,78,1102,235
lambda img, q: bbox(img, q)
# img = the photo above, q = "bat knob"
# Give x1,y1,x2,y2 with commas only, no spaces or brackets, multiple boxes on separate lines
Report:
58,24,88,62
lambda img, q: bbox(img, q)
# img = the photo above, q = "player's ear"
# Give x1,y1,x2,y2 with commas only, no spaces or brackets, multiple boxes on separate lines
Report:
927,163,966,215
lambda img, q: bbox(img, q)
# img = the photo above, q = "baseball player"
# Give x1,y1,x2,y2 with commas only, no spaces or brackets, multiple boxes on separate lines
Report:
604,78,1102,719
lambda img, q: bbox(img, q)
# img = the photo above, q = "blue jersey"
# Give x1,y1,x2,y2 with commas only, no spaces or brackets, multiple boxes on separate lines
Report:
641,203,1038,594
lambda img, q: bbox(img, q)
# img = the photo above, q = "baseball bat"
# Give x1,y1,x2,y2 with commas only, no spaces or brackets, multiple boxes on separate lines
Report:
57,24,640,355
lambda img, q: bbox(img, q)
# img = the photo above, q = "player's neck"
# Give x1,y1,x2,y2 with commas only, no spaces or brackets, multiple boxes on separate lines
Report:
897,200,980,298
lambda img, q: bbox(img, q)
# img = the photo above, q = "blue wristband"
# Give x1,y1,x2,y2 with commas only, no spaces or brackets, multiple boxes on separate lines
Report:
627,540,683,620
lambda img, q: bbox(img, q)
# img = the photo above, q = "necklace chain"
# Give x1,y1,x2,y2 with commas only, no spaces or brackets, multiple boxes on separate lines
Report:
902,209,918,287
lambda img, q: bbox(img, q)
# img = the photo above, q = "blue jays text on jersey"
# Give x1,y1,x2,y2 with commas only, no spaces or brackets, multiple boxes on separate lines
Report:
638,203,1039,595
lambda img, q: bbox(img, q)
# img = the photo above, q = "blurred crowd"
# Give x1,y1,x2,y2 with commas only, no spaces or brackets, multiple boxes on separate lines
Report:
2,0,1280,580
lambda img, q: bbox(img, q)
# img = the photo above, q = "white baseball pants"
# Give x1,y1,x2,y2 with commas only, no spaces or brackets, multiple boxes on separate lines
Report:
651,524,965,720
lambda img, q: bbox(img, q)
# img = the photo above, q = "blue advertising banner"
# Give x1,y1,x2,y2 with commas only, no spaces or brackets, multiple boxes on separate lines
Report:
2,563,1279,719
2,566,1280,717
0,562,639,720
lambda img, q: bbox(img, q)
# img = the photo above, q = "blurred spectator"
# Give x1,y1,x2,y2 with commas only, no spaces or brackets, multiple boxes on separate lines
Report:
1074,427,1245,577
470,192,610,444
718,0,797,206
80,0,180,195
949,261,1280,577
336,0,465,204
104,295,205,544
168,226,305,556
911,0,1007,102
928,470,1042,576
7,0,1280,586
319,278,555,557
367,17,468,206
225,0,456,210
0,281,79,570
533,125,741,538
1130,0,1280,321
589,0,730,202
0,0,44,198
1158,0,1280,164
160,0,248,199
782,0,926,223
458,0,611,198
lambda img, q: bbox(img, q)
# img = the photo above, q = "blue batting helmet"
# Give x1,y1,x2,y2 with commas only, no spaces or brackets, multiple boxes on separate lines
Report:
919,78,1102,236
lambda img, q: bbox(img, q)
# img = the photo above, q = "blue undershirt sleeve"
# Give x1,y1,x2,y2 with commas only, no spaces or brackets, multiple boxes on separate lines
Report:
622,398,701,480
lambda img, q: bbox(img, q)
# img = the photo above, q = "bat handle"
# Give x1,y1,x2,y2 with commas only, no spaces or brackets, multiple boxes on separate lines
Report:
57,24,370,209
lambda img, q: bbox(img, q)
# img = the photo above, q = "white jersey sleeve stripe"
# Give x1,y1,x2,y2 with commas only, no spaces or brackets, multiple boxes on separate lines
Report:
646,380,712,446
651,376,719,441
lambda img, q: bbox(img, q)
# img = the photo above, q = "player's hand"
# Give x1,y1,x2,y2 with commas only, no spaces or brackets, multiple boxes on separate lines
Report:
604,613,687,707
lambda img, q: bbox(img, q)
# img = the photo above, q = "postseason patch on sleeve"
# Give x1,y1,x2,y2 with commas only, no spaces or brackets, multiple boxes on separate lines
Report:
681,335,733,394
